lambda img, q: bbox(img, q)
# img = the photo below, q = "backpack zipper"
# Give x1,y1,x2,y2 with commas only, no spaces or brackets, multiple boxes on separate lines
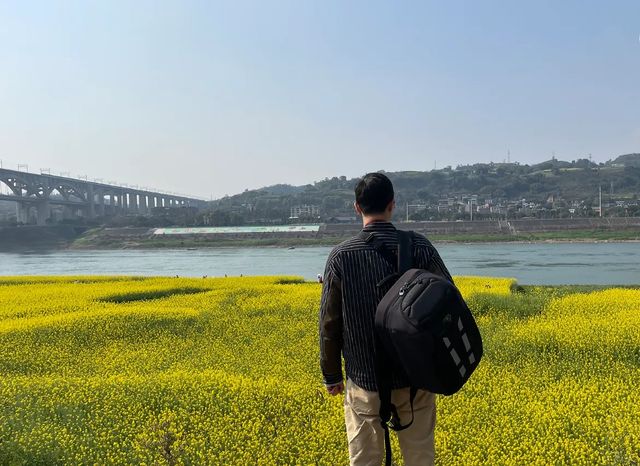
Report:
398,279,421,296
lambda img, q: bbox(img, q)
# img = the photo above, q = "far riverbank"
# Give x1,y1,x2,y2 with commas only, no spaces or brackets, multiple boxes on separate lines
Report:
69,228,640,250
1,222,639,252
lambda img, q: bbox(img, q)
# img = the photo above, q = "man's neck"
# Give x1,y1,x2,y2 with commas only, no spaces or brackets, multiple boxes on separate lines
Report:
362,216,392,227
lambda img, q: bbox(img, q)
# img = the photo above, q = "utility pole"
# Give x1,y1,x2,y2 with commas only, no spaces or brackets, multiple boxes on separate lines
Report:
599,185,602,218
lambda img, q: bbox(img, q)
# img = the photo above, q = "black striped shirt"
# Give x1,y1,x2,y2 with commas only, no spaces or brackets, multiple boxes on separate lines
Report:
319,221,453,391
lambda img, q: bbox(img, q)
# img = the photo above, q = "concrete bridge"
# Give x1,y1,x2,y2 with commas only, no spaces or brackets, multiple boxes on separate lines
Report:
0,168,207,225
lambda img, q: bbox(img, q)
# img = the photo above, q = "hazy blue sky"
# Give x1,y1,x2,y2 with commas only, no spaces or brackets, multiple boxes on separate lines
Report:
1,1,638,198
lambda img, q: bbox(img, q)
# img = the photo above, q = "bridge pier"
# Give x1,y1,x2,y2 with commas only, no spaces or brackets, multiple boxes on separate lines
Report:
62,206,75,220
97,192,105,216
16,202,29,224
87,185,96,218
114,194,121,212
36,200,51,226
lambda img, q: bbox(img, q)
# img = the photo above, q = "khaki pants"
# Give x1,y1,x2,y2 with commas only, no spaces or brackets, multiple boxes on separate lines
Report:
344,379,436,466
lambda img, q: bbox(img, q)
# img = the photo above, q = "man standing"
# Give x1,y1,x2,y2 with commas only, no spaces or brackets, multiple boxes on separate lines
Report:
319,172,453,466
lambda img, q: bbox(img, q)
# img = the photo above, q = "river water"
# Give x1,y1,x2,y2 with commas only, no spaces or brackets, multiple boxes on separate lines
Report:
1,242,639,285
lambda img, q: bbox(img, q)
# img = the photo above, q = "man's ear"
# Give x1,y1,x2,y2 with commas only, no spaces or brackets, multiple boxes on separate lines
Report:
354,201,363,216
387,199,396,214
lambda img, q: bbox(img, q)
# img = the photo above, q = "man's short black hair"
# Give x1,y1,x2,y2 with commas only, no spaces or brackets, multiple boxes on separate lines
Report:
354,172,394,215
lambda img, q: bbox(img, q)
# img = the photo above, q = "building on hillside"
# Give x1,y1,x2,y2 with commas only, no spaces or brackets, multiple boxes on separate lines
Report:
290,204,320,219
437,198,456,212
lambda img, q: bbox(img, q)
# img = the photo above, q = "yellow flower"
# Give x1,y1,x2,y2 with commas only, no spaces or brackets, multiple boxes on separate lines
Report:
0,275,637,465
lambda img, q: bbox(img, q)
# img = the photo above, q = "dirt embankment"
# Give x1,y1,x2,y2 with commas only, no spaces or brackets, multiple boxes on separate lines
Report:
0,226,89,251
3,218,640,251
70,227,327,249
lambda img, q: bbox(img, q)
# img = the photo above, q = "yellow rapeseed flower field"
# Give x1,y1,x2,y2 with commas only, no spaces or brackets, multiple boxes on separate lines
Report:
0,275,638,465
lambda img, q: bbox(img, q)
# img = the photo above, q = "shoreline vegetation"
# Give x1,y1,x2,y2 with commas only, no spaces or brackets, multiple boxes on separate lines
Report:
68,228,640,250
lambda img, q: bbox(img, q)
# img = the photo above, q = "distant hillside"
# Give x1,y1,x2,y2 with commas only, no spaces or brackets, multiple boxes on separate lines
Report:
613,153,640,167
255,184,307,195
3,155,638,228
206,155,640,225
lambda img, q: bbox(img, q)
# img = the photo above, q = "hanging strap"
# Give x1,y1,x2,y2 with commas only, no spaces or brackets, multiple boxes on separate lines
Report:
397,230,413,275
379,377,418,465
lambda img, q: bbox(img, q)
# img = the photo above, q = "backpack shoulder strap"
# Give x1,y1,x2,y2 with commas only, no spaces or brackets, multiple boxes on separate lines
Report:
397,230,414,275
368,229,417,466
357,230,396,267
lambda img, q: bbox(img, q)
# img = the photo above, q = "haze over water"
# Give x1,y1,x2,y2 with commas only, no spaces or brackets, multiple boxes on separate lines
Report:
1,242,638,285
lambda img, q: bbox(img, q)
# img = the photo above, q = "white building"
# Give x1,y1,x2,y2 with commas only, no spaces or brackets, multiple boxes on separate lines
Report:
290,204,320,218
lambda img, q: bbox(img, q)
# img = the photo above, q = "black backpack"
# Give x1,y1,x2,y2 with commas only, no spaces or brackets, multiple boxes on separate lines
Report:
359,229,483,466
